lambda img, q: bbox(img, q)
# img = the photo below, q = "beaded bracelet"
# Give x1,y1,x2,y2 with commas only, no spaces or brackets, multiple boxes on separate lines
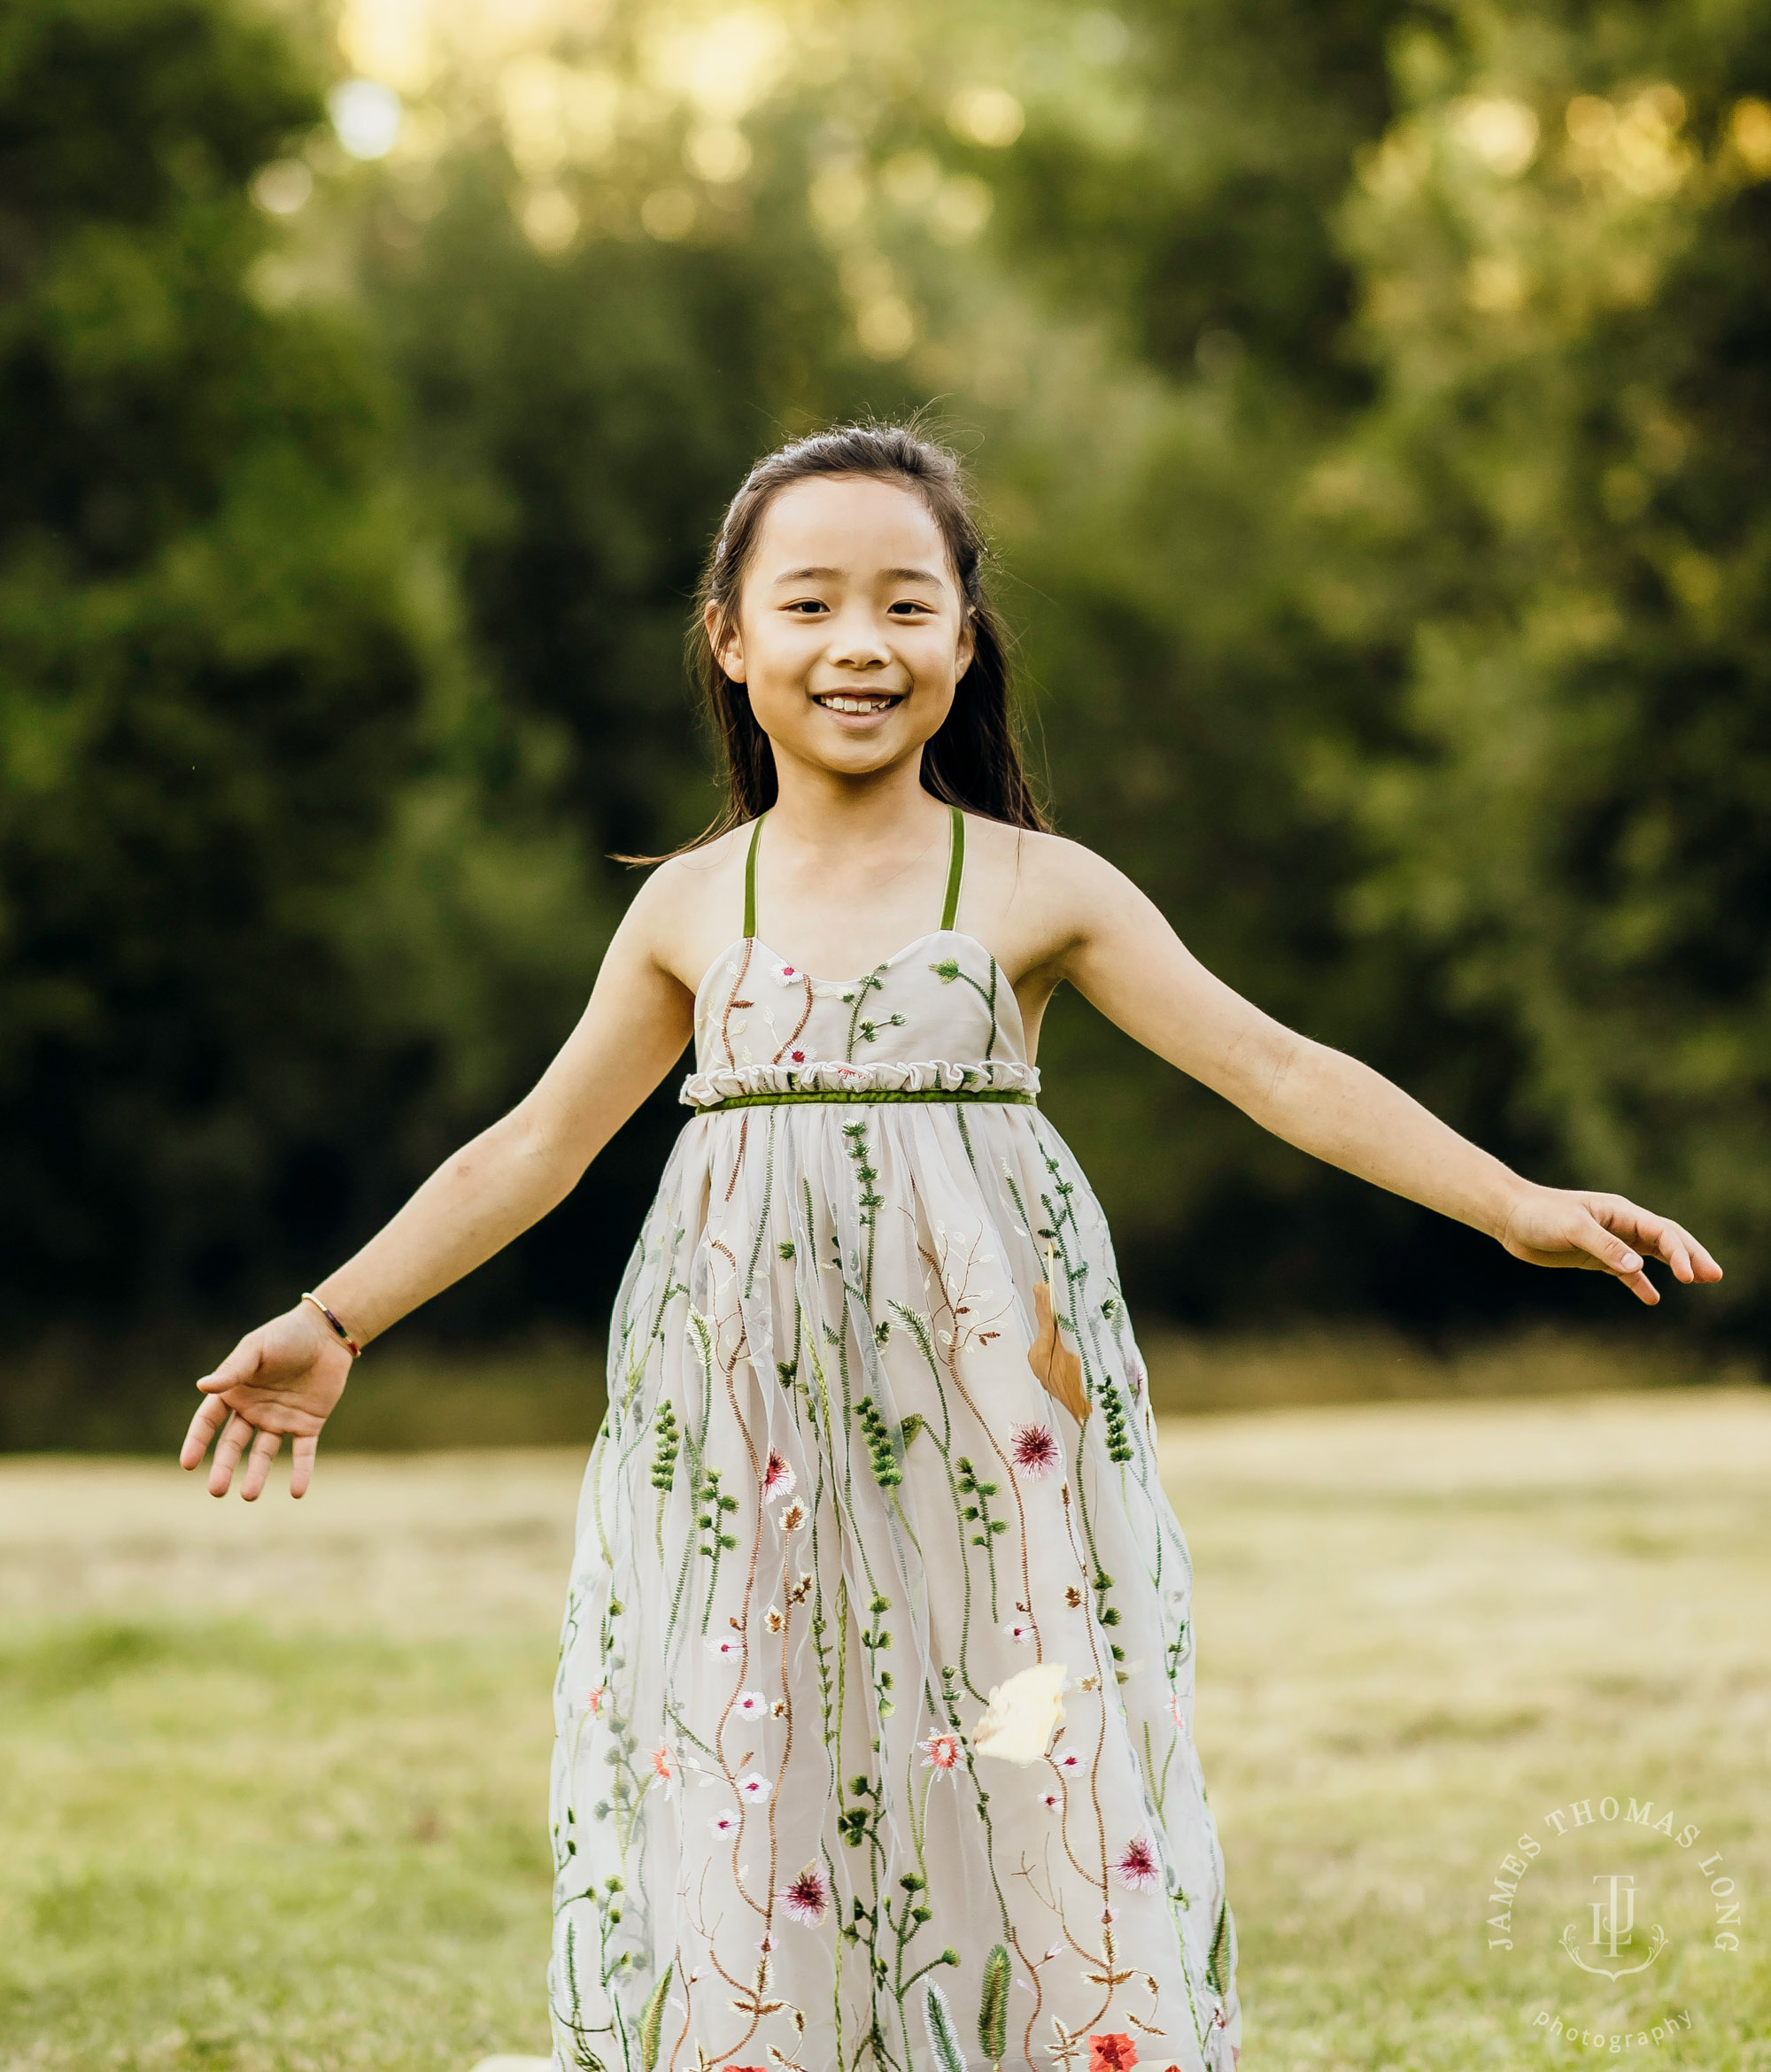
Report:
301,1291,362,1357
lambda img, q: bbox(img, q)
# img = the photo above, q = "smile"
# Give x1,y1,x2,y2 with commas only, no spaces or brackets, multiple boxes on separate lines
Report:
813,692,904,715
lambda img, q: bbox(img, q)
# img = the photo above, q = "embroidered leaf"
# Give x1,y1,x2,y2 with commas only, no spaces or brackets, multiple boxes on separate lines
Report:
899,1412,925,1449
1205,1897,1232,1995
639,1960,671,2070
1028,1278,1089,1423
924,1981,966,2072
979,1942,1010,2064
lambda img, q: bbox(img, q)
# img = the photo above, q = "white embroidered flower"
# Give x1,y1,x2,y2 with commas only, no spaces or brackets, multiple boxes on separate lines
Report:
770,961,807,987
736,1771,771,1804
1002,1617,1036,1646
777,1499,807,1535
1055,1751,1083,1774
706,1635,742,1661
709,1807,740,1837
762,1450,796,1503
1037,1789,1062,1811
764,1604,785,1632
778,1040,816,1071
735,1690,768,1719
649,1744,678,1796
971,1662,1066,1764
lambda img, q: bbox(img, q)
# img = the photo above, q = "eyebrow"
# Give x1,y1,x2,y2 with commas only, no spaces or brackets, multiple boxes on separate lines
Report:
770,564,947,588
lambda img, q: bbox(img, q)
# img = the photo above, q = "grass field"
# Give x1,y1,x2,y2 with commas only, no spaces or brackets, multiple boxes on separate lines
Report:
2,1382,1766,2071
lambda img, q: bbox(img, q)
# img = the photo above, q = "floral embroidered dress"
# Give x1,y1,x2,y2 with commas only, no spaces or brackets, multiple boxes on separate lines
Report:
550,808,1241,2072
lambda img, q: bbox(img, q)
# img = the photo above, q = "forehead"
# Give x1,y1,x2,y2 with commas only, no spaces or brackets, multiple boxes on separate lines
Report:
751,474,950,575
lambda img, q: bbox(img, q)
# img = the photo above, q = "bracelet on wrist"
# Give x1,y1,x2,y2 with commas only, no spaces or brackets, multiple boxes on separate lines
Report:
301,1292,363,1357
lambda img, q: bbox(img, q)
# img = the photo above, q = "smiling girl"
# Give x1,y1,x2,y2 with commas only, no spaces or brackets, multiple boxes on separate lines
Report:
183,423,1719,2072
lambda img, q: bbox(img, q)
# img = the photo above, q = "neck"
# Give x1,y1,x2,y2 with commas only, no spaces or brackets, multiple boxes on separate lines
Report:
764,745,948,851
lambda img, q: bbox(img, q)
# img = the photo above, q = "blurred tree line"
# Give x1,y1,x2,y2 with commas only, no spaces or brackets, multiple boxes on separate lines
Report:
1,0,1765,1439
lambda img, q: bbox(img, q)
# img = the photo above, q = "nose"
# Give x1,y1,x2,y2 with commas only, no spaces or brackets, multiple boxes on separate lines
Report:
825,604,891,670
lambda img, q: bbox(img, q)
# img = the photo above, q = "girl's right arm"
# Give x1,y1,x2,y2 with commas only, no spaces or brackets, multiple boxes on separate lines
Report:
180,872,700,1501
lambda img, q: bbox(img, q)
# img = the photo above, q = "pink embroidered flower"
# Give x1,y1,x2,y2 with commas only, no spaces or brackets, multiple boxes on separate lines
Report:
778,1862,829,1925
1038,1789,1062,1811
779,1040,816,1071
709,1807,740,1837
1170,1695,1186,1728
707,1634,742,1661
1125,1351,1146,1400
585,1683,605,1718
762,1450,796,1503
735,1689,768,1719
1112,1835,1162,1894
920,1730,962,1772
1009,1421,1060,1478
1056,1751,1083,1773
1089,2036,1137,2072
1002,1616,1035,1645
736,1771,771,1805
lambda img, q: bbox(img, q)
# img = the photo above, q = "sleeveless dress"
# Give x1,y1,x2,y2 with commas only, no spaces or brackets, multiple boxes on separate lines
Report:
548,808,1241,2072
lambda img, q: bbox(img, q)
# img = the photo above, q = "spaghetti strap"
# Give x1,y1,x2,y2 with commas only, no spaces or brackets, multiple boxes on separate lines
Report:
940,803,964,932
743,813,765,939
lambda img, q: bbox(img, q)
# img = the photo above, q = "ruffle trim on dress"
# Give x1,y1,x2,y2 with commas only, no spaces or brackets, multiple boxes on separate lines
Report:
679,1056,1041,1108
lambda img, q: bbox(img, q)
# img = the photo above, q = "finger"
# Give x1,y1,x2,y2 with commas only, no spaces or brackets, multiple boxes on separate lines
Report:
241,1426,282,1504
180,1393,230,1471
208,1412,255,1498
290,1433,320,1500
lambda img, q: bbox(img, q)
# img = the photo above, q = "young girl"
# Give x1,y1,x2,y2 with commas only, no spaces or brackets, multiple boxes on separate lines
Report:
182,424,1719,2072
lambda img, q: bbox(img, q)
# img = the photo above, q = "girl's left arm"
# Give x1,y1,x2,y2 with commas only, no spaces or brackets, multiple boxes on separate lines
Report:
1050,845,1721,1304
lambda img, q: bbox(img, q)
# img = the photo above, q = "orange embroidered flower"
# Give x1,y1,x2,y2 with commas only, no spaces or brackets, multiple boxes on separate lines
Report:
1088,2035,1137,2072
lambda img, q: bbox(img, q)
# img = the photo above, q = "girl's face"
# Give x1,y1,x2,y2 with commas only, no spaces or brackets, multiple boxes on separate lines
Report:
711,475,974,779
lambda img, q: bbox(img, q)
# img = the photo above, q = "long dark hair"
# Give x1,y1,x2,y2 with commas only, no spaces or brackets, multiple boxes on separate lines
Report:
625,421,1048,862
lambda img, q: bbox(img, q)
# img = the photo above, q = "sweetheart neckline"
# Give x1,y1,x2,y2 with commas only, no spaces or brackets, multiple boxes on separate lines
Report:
692,930,1028,1040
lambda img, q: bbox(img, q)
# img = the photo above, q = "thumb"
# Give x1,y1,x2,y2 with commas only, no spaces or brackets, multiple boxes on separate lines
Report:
1581,1213,1643,1276
197,1334,265,1395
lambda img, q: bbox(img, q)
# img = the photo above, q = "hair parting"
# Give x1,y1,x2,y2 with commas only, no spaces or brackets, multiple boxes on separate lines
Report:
615,417,1048,864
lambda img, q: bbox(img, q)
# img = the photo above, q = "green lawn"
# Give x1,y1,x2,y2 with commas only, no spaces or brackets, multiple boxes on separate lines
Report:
1,1387,1766,2071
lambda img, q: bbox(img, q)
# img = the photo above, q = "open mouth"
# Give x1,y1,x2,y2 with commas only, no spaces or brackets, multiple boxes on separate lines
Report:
812,692,904,715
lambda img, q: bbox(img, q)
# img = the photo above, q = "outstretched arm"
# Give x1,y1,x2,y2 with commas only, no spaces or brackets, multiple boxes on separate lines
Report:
1048,844,1721,1303
181,884,695,1499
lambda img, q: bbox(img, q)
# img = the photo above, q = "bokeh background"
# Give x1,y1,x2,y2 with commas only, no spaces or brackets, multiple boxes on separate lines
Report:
4,0,1769,1448
4,8,1769,2068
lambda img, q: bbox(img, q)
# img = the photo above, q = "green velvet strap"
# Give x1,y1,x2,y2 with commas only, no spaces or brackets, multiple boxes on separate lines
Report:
695,1086,1035,1112
743,813,765,939
940,804,965,932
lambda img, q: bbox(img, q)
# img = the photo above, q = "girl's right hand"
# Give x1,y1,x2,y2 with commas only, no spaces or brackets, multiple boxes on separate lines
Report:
178,1304,355,1500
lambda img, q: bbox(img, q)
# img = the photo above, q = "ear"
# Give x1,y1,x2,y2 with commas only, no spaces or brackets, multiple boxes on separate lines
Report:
707,599,746,683
955,609,976,684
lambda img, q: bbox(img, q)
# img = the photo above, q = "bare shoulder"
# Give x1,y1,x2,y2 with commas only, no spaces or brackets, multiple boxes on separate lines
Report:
961,817,1137,977
615,824,753,996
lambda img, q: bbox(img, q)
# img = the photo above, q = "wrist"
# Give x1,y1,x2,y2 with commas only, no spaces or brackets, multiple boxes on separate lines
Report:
301,1289,366,1357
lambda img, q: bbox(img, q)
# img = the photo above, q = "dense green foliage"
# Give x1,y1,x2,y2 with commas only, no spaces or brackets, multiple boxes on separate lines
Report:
2,0,1766,1434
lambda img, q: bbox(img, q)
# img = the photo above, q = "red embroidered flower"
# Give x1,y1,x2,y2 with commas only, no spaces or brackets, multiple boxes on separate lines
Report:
762,1449,796,1502
778,1862,829,1925
920,1729,962,1771
1009,1420,1060,1478
1112,1834,1162,1893
1088,2034,1137,2072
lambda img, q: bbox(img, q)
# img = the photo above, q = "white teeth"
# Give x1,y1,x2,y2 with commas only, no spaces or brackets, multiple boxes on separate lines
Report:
816,694,896,715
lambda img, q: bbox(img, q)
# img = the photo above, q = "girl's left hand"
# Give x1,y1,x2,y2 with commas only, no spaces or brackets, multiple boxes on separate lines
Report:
1498,1187,1722,1304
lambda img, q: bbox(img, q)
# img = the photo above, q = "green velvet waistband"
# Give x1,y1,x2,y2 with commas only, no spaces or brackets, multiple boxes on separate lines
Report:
690,1087,1039,1113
